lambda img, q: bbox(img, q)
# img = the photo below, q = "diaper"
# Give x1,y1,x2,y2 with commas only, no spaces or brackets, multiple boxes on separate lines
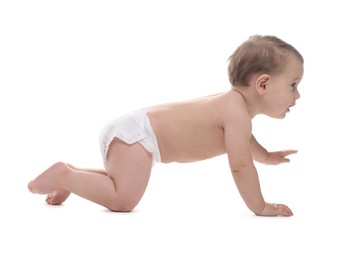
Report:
99,108,161,167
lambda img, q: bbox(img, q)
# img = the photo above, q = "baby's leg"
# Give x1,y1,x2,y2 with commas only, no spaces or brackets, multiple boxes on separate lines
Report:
28,138,153,212
104,138,153,211
45,164,108,205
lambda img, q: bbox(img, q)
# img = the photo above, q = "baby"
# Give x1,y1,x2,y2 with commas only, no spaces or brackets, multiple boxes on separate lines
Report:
28,35,304,217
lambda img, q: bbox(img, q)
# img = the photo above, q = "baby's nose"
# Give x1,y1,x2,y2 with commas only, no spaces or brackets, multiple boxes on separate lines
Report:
295,90,301,99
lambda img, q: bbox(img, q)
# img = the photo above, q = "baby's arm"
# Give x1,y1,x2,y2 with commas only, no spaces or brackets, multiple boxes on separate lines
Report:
224,117,293,216
250,135,297,165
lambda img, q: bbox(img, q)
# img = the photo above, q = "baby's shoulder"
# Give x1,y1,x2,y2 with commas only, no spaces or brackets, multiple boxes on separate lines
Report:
218,91,249,114
217,92,251,128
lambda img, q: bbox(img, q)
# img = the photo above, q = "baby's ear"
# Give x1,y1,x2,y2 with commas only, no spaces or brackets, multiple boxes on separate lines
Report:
255,74,270,95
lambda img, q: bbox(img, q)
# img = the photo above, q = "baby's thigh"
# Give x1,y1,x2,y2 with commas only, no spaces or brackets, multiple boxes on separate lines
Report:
106,138,153,199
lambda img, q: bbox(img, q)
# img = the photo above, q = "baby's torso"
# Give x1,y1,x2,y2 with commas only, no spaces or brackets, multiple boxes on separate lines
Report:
147,92,232,163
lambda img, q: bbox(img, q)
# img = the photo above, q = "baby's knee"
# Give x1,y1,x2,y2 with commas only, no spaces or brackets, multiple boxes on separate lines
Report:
107,204,135,213
106,198,138,212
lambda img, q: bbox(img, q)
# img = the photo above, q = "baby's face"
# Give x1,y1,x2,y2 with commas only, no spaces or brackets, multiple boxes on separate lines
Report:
264,55,304,119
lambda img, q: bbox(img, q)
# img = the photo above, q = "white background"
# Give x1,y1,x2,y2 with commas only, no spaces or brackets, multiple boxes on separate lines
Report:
1,0,343,259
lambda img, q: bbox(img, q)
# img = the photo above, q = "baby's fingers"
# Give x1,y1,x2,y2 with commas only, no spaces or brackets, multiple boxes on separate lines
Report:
273,203,293,217
256,203,293,217
280,150,298,157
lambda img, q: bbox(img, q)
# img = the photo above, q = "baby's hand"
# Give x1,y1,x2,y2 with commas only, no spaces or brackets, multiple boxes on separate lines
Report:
265,150,297,165
255,202,293,217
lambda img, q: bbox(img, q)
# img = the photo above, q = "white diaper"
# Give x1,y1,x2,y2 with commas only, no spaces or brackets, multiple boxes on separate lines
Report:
99,108,161,167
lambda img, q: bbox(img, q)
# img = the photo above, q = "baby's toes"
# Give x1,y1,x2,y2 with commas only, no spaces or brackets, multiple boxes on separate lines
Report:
46,191,61,205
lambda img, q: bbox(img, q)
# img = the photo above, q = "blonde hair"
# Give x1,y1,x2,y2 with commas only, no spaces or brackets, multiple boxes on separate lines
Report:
227,35,304,86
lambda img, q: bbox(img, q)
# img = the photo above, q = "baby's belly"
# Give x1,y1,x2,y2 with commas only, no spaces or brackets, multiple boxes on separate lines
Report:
156,130,226,163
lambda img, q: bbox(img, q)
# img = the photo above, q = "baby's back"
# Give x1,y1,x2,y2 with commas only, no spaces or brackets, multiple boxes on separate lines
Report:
147,92,233,163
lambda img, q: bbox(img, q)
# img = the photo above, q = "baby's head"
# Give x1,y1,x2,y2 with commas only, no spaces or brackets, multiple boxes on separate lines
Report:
227,35,304,87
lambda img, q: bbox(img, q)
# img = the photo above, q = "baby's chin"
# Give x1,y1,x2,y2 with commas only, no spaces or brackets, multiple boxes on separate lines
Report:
265,108,290,119
271,112,288,119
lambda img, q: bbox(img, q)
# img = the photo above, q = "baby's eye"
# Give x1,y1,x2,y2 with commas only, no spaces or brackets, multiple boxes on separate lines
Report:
291,83,298,90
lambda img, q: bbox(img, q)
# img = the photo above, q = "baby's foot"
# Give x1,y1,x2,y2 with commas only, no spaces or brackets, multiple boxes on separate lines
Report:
46,189,71,205
28,162,69,195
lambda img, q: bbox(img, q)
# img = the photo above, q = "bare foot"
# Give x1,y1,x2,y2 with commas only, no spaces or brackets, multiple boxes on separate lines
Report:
28,162,69,195
46,189,71,205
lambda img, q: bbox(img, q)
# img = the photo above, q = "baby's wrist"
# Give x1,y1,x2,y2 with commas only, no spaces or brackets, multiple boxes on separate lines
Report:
253,202,266,216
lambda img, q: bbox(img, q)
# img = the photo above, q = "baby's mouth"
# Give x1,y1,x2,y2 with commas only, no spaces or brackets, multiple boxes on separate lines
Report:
287,103,296,112
289,102,296,108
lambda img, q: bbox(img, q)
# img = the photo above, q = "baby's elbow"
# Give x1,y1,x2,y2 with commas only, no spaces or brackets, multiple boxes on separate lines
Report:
230,162,251,174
